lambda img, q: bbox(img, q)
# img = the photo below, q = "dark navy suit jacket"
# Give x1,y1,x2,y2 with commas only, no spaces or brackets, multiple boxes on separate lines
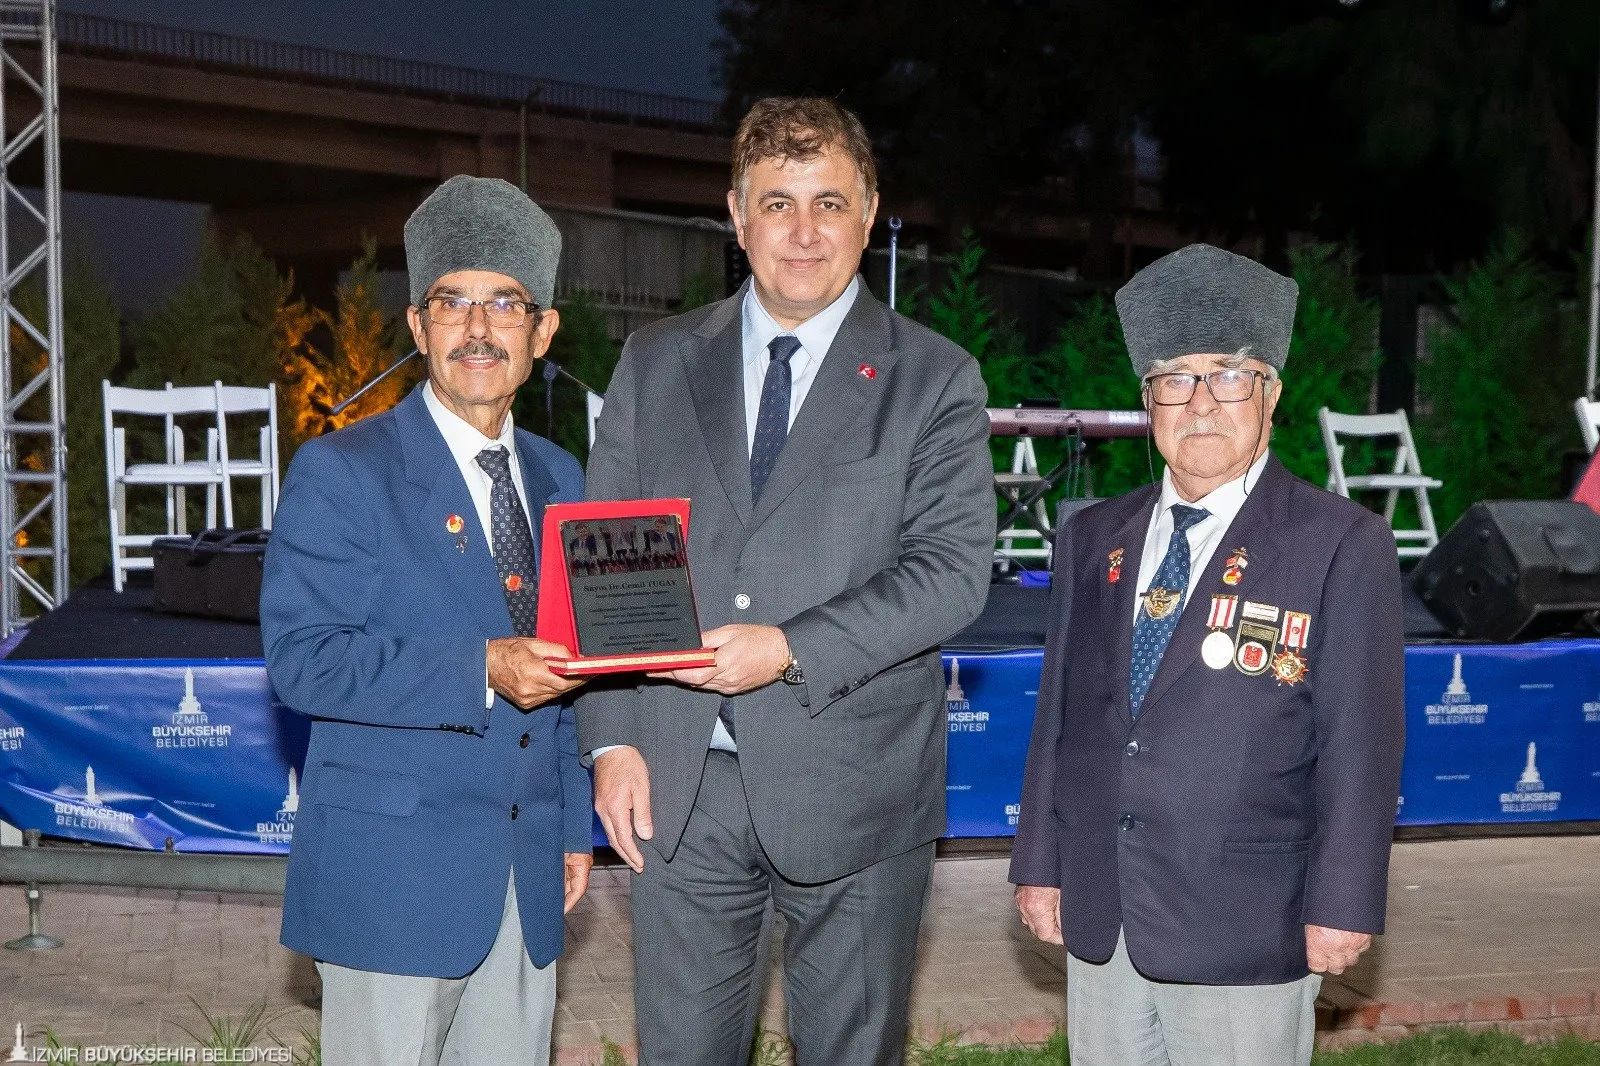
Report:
261,384,590,976
1009,455,1405,985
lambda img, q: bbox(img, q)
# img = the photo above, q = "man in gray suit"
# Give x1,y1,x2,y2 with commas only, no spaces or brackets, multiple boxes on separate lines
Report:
578,97,996,1065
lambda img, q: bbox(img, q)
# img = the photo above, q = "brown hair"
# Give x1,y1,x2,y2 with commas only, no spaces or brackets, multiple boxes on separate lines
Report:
731,97,877,213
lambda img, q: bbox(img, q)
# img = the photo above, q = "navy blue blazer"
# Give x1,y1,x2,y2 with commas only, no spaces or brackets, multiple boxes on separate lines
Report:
261,384,590,976
1009,455,1405,985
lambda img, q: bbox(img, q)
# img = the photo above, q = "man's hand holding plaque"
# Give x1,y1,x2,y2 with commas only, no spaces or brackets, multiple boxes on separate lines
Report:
536,499,717,676
650,623,792,694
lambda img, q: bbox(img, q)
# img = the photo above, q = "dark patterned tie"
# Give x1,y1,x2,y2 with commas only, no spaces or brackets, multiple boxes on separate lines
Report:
749,335,801,503
475,446,539,637
1128,503,1210,717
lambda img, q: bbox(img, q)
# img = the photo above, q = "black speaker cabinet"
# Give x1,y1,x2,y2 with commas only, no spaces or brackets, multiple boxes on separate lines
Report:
1411,500,1600,642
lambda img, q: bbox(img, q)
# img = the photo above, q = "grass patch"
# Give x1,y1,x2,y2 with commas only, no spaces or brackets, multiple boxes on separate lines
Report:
1315,1028,1600,1064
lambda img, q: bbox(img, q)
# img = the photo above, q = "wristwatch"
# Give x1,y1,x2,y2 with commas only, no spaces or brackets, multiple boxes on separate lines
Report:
780,654,805,685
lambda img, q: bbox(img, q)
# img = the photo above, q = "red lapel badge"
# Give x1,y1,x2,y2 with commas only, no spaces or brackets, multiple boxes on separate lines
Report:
858,363,877,380
445,514,464,535
1107,547,1124,584
505,574,523,592
1222,546,1249,586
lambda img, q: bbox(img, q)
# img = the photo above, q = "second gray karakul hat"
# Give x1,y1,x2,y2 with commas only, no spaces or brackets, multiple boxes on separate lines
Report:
1114,243,1298,378
403,175,561,308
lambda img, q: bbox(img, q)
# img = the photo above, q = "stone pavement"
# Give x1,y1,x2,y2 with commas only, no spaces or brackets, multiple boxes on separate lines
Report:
0,836,1596,1061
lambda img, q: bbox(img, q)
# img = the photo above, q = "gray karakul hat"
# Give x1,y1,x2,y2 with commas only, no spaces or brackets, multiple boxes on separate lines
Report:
1114,243,1298,378
403,175,561,307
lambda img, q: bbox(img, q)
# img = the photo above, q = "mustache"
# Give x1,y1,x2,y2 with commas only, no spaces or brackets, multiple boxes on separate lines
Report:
447,340,511,363
1174,417,1234,440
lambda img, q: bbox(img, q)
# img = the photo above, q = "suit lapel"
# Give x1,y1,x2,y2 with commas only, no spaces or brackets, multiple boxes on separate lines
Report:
514,434,561,570
396,385,512,639
1103,487,1158,729
1135,458,1288,720
684,289,752,527
747,285,896,532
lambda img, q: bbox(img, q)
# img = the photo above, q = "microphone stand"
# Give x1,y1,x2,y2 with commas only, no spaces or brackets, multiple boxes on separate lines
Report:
887,216,903,311
330,349,420,416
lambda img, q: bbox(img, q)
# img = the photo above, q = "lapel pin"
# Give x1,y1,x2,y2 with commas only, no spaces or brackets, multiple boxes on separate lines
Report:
858,363,877,380
445,514,464,535
454,535,468,553
1107,548,1124,584
1222,546,1249,586
505,574,523,592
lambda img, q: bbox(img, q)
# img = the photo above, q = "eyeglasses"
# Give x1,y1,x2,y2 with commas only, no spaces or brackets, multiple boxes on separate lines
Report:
422,295,540,328
1143,368,1270,406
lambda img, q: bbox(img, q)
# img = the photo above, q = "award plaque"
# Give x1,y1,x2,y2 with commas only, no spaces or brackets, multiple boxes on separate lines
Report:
535,498,717,676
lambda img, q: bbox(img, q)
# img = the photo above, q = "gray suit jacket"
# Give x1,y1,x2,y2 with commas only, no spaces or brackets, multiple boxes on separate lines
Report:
577,280,996,883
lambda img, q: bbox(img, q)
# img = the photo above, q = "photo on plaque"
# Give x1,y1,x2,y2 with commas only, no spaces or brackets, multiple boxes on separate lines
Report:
559,515,701,654
535,498,716,676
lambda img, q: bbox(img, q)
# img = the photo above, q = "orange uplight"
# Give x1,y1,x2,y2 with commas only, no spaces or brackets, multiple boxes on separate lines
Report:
14,530,27,548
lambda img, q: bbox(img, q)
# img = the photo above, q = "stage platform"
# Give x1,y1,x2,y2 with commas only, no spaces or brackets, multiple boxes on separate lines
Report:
1,578,1597,853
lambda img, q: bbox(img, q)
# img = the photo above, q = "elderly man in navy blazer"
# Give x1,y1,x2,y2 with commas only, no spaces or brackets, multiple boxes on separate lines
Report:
1010,244,1405,1065
262,176,591,1066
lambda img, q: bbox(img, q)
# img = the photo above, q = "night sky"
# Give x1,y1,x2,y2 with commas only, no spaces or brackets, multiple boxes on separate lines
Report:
57,1,727,310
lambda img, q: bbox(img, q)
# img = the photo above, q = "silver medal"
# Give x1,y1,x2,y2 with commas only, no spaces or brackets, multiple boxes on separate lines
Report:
1201,630,1234,670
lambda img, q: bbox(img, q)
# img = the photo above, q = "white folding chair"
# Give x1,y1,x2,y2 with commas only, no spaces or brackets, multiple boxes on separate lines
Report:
102,381,228,591
1319,407,1443,559
214,381,281,529
993,434,1054,572
1574,397,1600,454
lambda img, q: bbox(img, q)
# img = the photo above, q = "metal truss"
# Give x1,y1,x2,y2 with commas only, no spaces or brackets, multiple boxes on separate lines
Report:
0,0,65,637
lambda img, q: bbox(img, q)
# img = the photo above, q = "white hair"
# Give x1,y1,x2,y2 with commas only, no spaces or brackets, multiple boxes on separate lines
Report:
1145,347,1280,384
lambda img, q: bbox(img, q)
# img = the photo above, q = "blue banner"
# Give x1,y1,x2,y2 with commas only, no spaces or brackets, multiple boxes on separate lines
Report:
3,641,1598,854
0,660,307,852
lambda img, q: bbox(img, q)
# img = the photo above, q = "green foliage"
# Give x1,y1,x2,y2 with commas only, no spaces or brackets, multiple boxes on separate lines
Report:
1416,233,1582,530
513,291,621,462
909,1029,1069,1064
178,997,281,1051
1314,1028,1600,1064
62,258,124,586
678,272,722,314
1276,242,1382,486
928,231,998,363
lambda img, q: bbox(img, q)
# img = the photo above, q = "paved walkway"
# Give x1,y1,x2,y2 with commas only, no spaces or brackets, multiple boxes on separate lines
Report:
1,837,1597,1061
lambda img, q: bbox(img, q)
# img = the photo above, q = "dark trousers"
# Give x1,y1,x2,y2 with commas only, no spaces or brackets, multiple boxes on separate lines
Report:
630,750,934,1066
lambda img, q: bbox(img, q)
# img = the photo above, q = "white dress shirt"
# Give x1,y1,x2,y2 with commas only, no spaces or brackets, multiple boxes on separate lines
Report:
1131,451,1271,625
423,381,533,709
740,276,860,452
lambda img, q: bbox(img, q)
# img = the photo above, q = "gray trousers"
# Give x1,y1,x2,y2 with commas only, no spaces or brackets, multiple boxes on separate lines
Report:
1067,929,1320,1066
316,871,557,1066
630,750,934,1066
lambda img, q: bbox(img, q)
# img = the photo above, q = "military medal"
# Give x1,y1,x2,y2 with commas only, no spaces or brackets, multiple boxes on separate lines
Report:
1222,547,1249,586
1107,548,1124,584
1272,610,1312,685
1232,601,1282,676
1202,594,1238,669
445,514,464,535
1271,650,1308,685
1143,586,1180,620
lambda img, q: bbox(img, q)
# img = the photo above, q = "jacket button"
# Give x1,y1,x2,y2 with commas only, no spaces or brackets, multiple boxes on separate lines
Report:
1125,740,1141,756
510,804,520,820
520,733,530,748
734,593,751,610
1119,813,1136,831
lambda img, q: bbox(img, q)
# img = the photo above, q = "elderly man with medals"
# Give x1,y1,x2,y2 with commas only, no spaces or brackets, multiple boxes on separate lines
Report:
1008,244,1406,1065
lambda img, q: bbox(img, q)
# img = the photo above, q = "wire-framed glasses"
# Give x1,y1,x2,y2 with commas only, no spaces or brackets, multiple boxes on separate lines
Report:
1143,368,1268,406
422,295,540,328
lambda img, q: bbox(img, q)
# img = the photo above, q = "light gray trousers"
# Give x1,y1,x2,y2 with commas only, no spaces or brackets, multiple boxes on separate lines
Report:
1067,929,1321,1066
316,871,557,1066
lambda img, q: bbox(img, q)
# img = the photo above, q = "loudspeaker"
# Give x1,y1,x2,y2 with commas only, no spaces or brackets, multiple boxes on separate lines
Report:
1411,500,1600,642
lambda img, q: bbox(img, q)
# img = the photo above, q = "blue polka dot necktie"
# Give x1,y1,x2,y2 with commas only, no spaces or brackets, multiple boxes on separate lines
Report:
749,335,801,503
475,446,539,637
1128,503,1210,717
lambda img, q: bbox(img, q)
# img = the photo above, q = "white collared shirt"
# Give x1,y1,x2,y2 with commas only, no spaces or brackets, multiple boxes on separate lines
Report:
740,275,860,453
423,381,534,710
1131,451,1270,625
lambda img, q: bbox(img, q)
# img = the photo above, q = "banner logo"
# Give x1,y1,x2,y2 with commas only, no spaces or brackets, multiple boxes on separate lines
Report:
946,658,989,733
53,765,134,831
0,722,21,753
256,767,299,846
150,668,232,749
1426,653,1488,725
1499,742,1560,814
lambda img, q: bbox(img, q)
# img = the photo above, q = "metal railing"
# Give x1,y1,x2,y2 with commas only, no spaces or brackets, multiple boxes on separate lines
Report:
52,11,723,131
